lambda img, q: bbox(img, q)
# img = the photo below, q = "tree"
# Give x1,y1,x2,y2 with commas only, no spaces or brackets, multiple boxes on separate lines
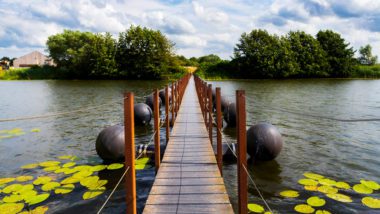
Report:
317,30,356,77
359,44,378,65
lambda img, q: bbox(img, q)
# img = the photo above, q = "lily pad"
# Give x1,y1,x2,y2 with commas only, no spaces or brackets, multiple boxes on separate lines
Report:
303,172,324,180
43,166,61,172
55,184,75,194
88,180,108,190
3,184,23,194
326,193,352,203
360,180,380,191
317,185,338,194
63,162,76,168
0,203,24,214
90,165,107,172
83,187,105,200
21,163,39,169
298,179,318,186
80,176,99,188
135,157,150,165
25,193,50,205
294,204,315,214
307,196,325,207
33,176,52,185
20,190,38,200
72,170,93,179
319,178,336,186
0,178,15,185
61,177,80,184
58,155,73,160
247,203,265,213
39,161,60,167
63,168,78,175
19,206,48,214
54,168,67,174
353,184,373,194
41,182,60,191
73,165,92,171
279,190,299,198
16,175,33,182
3,195,23,203
362,196,380,209
30,128,41,132
315,210,331,214
15,184,34,194
135,164,152,170
304,185,318,191
107,163,124,170
335,182,350,190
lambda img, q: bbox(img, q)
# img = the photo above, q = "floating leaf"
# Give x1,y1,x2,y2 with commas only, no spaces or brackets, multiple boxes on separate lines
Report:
353,184,373,194
315,210,331,214
135,157,150,165
319,178,336,186
15,184,34,194
30,128,41,133
25,193,50,205
54,168,67,174
303,172,324,180
326,193,352,203
90,165,107,172
107,163,123,170
55,184,75,194
298,179,318,186
362,196,380,209
61,177,80,184
279,190,299,198
39,161,60,167
135,164,151,170
43,166,61,172
21,163,39,169
33,176,52,185
58,155,73,160
72,170,93,179
83,187,105,200
80,176,99,188
20,190,38,200
63,168,77,175
16,175,33,182
317,185,338,194
304,185,318,191
335,182,350,190
41,182,60,191
3,184,23,194
73,165,91,171
294,204,315,214
0,178,15,185
0,203,24,214
19,206,49,214
360,180,380,191
264,212,272,214
88,180,108,190
63,162,76,168
3,195,23,203
307,196,325,207
247,203,265,213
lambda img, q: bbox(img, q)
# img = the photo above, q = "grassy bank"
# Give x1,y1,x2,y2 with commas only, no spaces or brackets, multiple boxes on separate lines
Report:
351,64,380,78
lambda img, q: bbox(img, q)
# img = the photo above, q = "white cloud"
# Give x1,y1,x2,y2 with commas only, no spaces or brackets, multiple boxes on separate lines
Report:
170,35,207,47
142,11,196,34
192,1,229,23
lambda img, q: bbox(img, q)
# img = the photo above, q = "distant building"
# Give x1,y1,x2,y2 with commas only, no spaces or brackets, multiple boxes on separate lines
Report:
13,51,55,68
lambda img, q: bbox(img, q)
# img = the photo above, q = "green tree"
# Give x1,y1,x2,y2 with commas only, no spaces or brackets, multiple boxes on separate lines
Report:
359,44,378,65
317,30,356,77
116,26,176,79
286,31,329,77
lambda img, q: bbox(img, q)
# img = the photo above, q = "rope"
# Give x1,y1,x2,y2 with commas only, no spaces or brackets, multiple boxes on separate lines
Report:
96,166,130,214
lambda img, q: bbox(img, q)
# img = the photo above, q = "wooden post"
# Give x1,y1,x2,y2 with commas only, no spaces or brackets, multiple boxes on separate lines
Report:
154,89,160,173
208,84,212,143
203,82,207,125
124,92,136,214
165,86,169,143
171,83,175,126
236,90,247,214
216,87,222,175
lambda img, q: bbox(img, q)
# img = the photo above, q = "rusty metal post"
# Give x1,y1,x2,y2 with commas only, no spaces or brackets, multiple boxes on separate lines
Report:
204,82,208,125
216,87,222,175
236,90,247,214
124,92,136,214
171,83,175,126
165,86,169,143
208,84,213,144
154,89,160,173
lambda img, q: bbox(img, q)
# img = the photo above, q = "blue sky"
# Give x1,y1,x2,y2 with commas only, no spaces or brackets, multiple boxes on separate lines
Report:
0,0,379,59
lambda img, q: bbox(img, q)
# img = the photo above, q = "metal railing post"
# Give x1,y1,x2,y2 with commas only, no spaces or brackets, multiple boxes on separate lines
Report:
165,86,169,143
154,89,160,173
216,87,222,175
208,84,213,143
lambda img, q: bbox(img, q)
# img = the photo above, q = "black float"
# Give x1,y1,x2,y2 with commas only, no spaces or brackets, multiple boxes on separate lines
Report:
145,94,162,111
223,102,236,127
134,103,152,126
159,89,172,105
96,125,125,162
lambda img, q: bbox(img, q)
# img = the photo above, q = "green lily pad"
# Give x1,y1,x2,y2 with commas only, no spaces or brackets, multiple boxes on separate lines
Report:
30,128,41,132
247,203,265,213
319,178,336,186
33,176,52,185
63,168,78,175
58,155,73,160
315,210,331,214
39,161,60,167
279,190,299,198
19,206,48,214
0,203,24,214
360,180,380,190
55,184,75,194
20,189,38,199
303,172,324,180
25,193,50,205
294,204,315,214
54,168,67,174
41,182,60,191
353,184,373,194
362,196,380,209
88,180,108,190
83,187,105,200
3,194,23,203
326,193,352,203
135,164,152,170
3,184,23,194
90,165,107,172
335,182,350,190
317,185,338,194
304,185,318,191
0,178,15,185
15,184,34,194
307,196,325,207
73,165,92,171
136,157,150,165
43,166,61,172
80,176,99,188
63,162,76,168
16,175,33,182
107,163,124,170
61,177,80,184
21,163,39,169
298,179,318,186
72,170,93,179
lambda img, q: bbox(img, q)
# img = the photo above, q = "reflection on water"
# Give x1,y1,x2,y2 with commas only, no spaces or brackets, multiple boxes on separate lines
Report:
1,79,380,213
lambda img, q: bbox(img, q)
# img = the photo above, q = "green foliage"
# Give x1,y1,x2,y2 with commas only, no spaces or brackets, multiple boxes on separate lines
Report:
352,64,380,78
359,44,378,65
0,66,62,80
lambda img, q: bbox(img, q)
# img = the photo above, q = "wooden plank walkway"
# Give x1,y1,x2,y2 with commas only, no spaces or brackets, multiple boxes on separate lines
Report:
143,76,234,214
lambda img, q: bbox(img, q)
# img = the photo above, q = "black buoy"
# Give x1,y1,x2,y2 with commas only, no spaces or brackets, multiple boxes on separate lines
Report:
145,94,162,111
246,122,283,161
96,125,125,162
159,89,172,105
134,103,152,126
213,96,230,113
223,102,236,127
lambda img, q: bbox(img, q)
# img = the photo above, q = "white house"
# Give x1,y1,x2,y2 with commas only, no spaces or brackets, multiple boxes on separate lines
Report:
13,51,55,68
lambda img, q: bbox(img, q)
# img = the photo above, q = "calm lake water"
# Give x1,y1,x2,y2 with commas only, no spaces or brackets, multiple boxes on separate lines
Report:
0,79,379,213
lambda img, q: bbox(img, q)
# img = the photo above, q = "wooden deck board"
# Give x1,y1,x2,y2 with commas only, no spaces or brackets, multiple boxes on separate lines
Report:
143,76,233,214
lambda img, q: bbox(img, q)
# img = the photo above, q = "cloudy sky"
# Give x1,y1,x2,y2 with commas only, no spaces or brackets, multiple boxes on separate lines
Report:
1,0,379,59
